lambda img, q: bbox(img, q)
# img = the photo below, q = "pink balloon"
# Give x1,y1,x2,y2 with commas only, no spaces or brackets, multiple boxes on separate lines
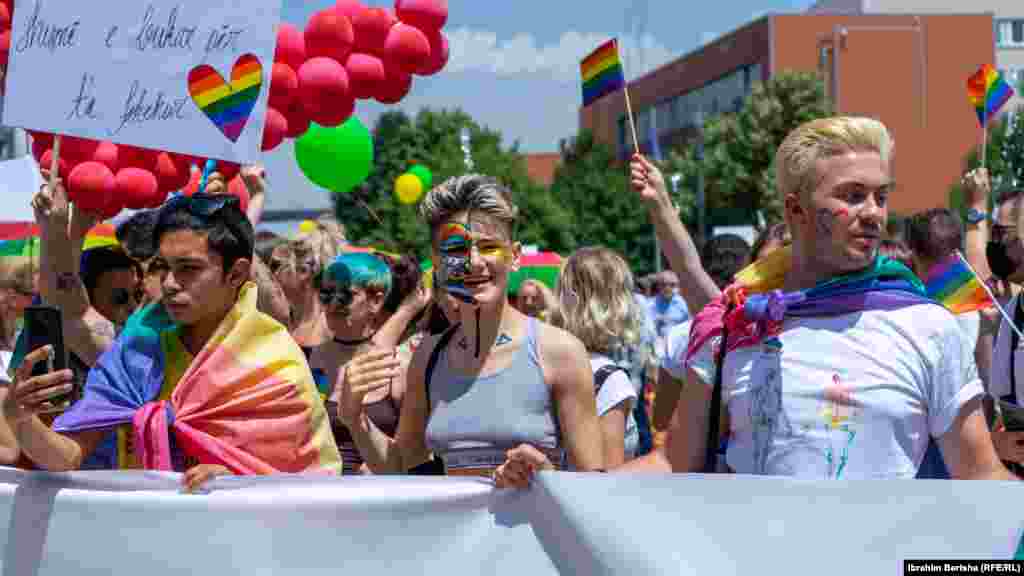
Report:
261,107,288,152
268,62,299,111
92,141,119,172
375,58,412,104
304,8,354,64
274,23,306,71
284,101,312,139
345,53,386,99
298,57,354,127
115,168,160,210
416,30,448,76
353,7,395,55
67,162,115,213
395,0,448,32
384,23,431,75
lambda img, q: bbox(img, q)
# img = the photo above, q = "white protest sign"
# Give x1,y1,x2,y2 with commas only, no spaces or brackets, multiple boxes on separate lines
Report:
1,0,282,163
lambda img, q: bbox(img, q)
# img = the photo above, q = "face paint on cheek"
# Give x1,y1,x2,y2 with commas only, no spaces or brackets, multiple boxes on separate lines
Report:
438,222,476,303
833,207,849,219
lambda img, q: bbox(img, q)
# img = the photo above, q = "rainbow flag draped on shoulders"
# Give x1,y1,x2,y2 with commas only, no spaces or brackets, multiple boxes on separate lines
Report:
54,282,342,475
685,246,937,365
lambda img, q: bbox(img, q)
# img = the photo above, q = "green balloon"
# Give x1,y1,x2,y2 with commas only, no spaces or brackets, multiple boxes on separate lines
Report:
409,164,433,190
294,118,374,194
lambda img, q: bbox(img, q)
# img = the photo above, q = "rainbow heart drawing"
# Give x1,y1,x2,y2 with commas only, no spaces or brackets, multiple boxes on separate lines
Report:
188,54,264,143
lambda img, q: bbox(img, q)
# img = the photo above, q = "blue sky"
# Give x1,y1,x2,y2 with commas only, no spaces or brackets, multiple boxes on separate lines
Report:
261,0,817,225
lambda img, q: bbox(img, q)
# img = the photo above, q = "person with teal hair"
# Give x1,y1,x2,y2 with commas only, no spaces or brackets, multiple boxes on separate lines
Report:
308,249,429,474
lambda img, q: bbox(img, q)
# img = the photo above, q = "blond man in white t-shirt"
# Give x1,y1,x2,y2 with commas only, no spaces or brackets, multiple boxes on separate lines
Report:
624,117,1012,480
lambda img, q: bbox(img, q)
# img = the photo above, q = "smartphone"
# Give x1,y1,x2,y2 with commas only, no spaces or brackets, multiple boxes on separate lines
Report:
998,399,1024,432
23,305,72,412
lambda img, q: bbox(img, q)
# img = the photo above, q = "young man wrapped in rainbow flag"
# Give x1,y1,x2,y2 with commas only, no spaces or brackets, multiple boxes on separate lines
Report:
3,193,341,489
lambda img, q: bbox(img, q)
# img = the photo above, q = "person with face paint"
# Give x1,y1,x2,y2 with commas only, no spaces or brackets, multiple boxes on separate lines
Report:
339,175,604,484
308,251,426,474
654,117,1012,480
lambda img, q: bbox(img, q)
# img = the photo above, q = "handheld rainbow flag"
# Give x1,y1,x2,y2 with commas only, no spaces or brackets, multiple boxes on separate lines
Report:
581,39,626,107
924,251,993,315
967,64,1015,127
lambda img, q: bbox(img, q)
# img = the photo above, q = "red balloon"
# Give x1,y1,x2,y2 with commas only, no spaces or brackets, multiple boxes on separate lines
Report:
335,0,366,22
154,152,189,192
67,162,115,214
227,176,251,214
395,0,448,32
353,7,395,55
31,139,47,162
304,8,354,64
183,169,201,196
345,53,386,99
145,188,169,209
384,23,431,74
39,150,69,181
0,3,10,29
268,62,299,111
120,145,158,171
99,199,124,221
284,101,311,139
274,23,306,71
298,57,354,127
216,161,240,182
0,31,10,68
416,30,448,75
115,168,160,210
375,59,412,104
59,135,99,161
261,107,288,152
27,131,53,149
91,141,119,172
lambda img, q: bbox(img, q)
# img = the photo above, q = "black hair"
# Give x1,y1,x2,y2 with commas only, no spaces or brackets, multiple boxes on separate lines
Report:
904,208,962,264
115,210,159,260
80,246,141,302
153,200,254,273
381,253,421,314
701,233,752,290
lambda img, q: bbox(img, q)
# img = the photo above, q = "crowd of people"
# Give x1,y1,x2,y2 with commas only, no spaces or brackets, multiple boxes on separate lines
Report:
0,114,1018,491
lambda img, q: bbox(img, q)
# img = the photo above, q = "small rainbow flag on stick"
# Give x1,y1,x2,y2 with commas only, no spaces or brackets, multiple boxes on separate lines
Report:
580,39,626,107
925,251,994,315
967,64,1015,127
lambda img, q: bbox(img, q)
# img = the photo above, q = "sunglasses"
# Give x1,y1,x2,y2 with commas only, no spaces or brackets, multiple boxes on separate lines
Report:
318,286,354,308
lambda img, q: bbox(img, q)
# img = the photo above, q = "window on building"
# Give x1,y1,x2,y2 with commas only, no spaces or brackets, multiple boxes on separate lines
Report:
1014,20,1024,44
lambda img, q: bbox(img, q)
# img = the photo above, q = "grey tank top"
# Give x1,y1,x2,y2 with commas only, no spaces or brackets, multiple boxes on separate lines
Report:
425,319,563,474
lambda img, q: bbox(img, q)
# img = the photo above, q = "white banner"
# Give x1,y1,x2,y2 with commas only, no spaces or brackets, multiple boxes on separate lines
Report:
3,0,280,163
0,467,1019,575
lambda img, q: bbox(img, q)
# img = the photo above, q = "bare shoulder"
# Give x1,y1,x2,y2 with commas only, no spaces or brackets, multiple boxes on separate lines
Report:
535,322,590,387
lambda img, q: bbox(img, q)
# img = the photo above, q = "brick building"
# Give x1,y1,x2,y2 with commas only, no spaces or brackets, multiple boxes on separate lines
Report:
579,12,996,217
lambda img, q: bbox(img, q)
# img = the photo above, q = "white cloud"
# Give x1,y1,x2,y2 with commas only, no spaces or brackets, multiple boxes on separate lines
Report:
446,28,677,81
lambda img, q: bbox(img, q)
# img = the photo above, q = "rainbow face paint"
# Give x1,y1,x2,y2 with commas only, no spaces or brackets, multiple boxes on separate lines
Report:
439,222,475,303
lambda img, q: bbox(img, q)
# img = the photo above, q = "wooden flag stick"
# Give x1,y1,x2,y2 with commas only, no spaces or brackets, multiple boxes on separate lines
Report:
616,39,641,154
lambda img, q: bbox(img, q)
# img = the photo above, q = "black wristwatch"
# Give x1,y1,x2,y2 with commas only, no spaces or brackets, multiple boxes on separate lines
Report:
966,208,988,225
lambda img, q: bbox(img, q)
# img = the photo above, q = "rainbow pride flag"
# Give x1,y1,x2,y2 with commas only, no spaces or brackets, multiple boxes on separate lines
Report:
967,64,1015,127
581,39,625,107
924,251,993,315
188,54,263,142
54,282,341,474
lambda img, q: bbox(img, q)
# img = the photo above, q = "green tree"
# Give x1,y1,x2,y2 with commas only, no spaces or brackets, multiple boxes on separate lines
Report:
333,109,573,261
670,71,831,228
549,131,678,276
947,114,1016,220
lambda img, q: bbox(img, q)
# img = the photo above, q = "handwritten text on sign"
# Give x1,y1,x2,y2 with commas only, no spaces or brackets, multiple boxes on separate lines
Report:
2,0,282,163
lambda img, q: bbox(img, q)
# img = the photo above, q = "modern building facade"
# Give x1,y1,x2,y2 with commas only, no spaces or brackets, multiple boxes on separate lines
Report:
579,12,996,216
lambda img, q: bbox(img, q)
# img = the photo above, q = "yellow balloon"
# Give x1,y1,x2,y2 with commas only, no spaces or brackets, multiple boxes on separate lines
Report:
395,173,424,205
298,220,317,234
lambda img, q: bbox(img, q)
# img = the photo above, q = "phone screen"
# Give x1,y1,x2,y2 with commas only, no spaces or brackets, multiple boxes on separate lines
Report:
23,306,71,410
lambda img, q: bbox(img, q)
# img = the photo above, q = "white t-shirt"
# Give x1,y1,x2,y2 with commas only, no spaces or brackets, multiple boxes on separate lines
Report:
991,295,1023,404
661,320,692,381
0,350,12,385
590,354,639,458
686,304,982,479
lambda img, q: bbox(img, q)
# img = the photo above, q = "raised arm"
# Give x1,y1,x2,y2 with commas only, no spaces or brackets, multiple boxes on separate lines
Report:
629,154,719,312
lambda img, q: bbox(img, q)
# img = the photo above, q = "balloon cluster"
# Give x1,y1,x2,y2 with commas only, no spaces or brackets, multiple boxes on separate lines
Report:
394,163,432,205
27,132,249,219
264,0,450,154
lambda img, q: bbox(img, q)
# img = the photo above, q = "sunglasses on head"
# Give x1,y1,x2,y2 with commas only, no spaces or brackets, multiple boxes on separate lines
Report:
318,286,355,308
161,192,240,218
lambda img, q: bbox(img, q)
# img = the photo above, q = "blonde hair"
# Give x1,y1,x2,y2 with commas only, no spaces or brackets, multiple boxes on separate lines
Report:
0,256,36,293
775,116,894,201
419,174,519,241
552,247,642,356
287,218,346,277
